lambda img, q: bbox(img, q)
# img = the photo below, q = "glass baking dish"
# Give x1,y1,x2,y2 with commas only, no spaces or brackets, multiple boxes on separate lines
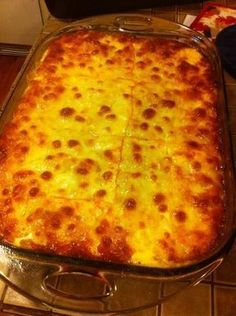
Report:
0,14,235,315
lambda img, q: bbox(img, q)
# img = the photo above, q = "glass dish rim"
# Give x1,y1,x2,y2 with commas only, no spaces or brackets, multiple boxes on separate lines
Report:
0,13,235,279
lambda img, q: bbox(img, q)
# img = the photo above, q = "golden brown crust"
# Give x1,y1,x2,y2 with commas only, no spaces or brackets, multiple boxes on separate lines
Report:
0,30,224,267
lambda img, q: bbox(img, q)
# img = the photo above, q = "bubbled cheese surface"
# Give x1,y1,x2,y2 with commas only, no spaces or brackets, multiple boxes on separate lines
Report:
0,30,224,267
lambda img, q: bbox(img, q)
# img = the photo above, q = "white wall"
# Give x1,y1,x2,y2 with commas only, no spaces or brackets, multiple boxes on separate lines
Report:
0,0,43,45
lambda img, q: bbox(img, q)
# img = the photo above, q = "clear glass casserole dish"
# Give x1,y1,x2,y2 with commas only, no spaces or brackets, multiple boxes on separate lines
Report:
0,14,235,314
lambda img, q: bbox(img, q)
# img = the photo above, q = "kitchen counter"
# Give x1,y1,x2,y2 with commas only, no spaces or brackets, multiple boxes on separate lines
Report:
0,1,235,315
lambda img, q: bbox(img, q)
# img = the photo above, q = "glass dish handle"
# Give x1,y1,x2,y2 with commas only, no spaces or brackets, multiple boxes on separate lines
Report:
0,249,224,314
113,15,153,31
42,269,115,300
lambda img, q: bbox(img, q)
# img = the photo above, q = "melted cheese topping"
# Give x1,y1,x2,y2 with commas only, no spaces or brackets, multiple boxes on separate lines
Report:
0,30,224,267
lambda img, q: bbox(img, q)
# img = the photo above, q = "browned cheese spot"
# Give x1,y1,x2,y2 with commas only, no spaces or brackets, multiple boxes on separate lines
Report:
164,232,170,238
197,128,210,138
21,146,29,154
150,103,158,109
192,161,202,171
104,150,113,160
178,60,199,76
153,193,165,205
207,157,221,170
174,211,187,223
152,66,160,72
151,174,157,181
13,184,24,197
151,74,161,81
124,198,137,210
140,122,149,130
136,61,146,69
41,171,53,180
74,92,82,99
102,171,113,181
67,223,76,231
95,189,107,197
75,115,86,122
193,107,206,118
142,108,156,120
57,152,66,158
29,187,40,197
106,59,114,65
14,170,34,179
115,225,123,233
21,115,30,122
60,206,74,216
139,221,145,229
155,125,163,133
50,215,61,229
151,163,157,169
132,143,142,152
20,130,28,136
186,140,201,150
68,140,79,147
43,93,56,101
3,198,12,207
96,219,109,234
60,107,75,117
159,204,168,212
85,158,95,165
86,138,95,147
105,114,116,120
199,174,214,186
92,49,99,55
52,140,62,148
133,153,142,163
80,182,89,188
163,116,170,122
98,105,111,116
162,99,176,108
132,172,142,178
63,61,74,68
76,167,89,175
2,188,9,196
123,93,130,99
76,158,95,176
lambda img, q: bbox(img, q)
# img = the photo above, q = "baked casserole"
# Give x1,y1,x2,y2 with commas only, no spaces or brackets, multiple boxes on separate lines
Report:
0,30,224,268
